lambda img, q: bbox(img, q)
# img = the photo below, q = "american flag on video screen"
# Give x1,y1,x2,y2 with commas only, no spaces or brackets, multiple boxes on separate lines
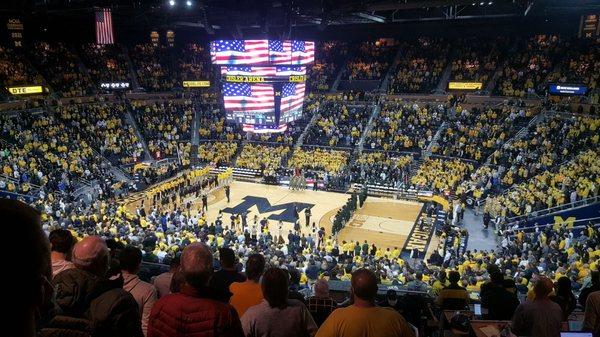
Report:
269,40,292,64
223,83,274,113
281,83,306,113
220,66,306,76
211,40,269,64
291,41,315,65
95,8,114,45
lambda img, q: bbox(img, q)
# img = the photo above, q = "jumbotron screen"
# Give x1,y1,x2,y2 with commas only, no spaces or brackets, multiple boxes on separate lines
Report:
221,66,306,127
211,40,315,65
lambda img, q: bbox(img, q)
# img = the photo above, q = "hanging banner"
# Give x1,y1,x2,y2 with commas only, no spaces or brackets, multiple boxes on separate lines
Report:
150,31,159,47
166,30,175,48
6,18,24,48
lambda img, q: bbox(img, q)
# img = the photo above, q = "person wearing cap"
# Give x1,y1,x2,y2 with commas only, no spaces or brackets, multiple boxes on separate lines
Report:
379,289,403,312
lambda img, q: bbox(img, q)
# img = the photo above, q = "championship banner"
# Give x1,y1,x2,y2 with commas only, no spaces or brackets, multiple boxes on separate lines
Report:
182,80,210,88
448,82,483,90
150,31,159,47
166,30,175,48
7,86,43,95
6,18,24,48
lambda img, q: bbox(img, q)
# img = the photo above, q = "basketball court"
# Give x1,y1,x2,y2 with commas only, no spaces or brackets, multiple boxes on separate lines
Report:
124,180,422,250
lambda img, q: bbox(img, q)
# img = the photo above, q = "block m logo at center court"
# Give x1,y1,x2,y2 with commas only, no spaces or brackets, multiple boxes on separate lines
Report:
222,196,314,223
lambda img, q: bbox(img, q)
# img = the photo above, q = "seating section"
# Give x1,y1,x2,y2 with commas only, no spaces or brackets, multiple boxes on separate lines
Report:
450,37,510,86
176,43,213,82
288,147,349,174
55,103,145,165
494,35,562,97
131,100,194,165
236,143,290,172
0,46,43,88
198,141,238,166
350,152,413,187
131,44,175,92
29,42,95,98
0,112,107,194
307,41,348,92
79,43,131,84
304,101,370,147
490,115,599,189
344,40,397,80
388,38,450,94
487,149,600,217
432,104,536,162
411,158,474,192
366,101,444,152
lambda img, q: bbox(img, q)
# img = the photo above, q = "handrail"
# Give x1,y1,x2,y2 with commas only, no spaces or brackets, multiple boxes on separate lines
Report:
509,216,600,235
506,195,600,224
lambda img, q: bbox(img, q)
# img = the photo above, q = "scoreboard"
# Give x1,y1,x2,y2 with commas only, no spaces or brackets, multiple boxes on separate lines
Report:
212,42,314,131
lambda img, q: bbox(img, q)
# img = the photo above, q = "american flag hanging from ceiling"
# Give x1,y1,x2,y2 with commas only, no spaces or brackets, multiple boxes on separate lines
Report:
95,8,114,45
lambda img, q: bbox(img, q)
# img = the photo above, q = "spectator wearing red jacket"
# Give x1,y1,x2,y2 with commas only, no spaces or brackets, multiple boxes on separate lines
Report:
148,242,243,337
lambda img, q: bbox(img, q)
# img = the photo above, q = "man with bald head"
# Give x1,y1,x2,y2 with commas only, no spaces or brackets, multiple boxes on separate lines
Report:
316,269,415,337
50,235,143,337
148,243,244,337
511,276,562,337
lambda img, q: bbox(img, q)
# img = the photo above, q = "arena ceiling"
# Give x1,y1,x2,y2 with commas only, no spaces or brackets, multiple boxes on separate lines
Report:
0,0,598,39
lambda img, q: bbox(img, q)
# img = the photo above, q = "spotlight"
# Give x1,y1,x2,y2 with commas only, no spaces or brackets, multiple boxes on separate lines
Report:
169,0,175,6
488,1,493,4
480,2,484,5
186,0,192,7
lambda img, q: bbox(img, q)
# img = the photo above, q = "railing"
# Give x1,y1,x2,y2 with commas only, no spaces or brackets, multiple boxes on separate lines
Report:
510,216,600,235
506,195,600,224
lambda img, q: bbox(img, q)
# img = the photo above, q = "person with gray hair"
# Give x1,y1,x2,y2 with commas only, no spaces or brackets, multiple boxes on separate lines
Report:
307,279,337,327
49,235,143,337
148,243,244,337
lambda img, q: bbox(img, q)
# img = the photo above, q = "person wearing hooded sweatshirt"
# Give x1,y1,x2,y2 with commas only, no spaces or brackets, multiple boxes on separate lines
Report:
120,245,158,336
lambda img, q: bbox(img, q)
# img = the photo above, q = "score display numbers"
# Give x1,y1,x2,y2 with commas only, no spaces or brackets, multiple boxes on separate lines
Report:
224,75,306,83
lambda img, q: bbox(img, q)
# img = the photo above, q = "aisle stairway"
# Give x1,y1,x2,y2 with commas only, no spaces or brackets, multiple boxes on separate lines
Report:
123,106,152,161
121,45,141,90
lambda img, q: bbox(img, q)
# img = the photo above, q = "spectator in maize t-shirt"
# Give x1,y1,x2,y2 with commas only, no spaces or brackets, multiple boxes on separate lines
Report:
229,254,266,317
315,269,415,337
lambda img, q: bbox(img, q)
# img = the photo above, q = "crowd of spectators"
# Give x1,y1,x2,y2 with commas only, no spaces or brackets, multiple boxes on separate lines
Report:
344,40,397,81
487,149,600,218
450,37,510,86
79,43,131,84
29,42,95,98
546,37,599,94
411,158,474,192
349,152,413,187
236,143,291,172
494,35,562,97
432,103,535,162
55,102,145,165
176,43,213,82
0,45,43,88
131,44,175,92
131,99,193,164
307,41,348,92
288,147,349,174
304,101,370,147
198,141,238,166
0,111,109,195
388,38,450,94
490,114,599,190
366,101,444,152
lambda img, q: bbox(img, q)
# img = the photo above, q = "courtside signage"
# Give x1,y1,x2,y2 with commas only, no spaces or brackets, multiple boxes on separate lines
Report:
448,82,483,90
7,85,43,95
